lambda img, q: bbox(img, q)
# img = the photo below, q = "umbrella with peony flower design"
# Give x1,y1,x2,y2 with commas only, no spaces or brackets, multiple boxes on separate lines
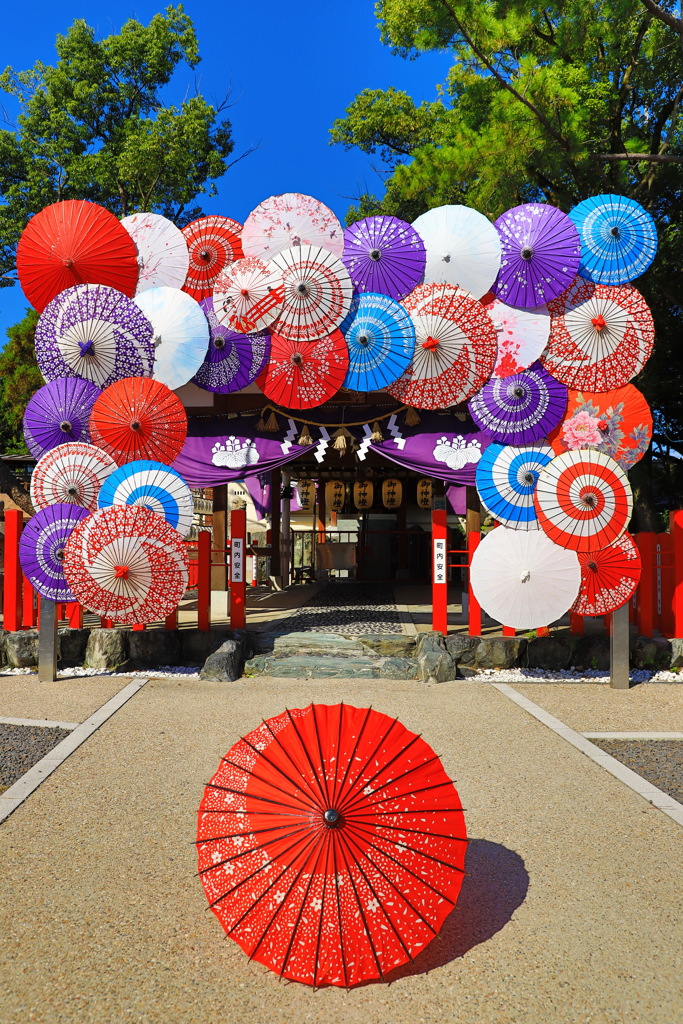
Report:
547,384,652,471
197,702,468,988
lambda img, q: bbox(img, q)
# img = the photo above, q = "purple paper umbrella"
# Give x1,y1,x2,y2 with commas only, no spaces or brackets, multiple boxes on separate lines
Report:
34,283,155,389
23,378,102,458
492,204,581,308
191,297,270,394
18,503,90,602
342,216,426,300
469,362,568,444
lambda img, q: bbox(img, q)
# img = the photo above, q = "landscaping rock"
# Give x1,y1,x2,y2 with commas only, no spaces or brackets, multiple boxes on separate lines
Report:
128,629,181,669
444,634,480,667
415,632,456,682
525,636,579,671
358,635,417,658
0,629,8,667
243,654,268,675
376,657,418,680
633,636,672,671
670,638,683,669
179,628,233,666
85,629,129,671
273,632,367,657
262,655,380,679
576,636,611,672
246,631,278,656
200,639,244,682
57,628,90,667
476,637,526,670
5,630,39,668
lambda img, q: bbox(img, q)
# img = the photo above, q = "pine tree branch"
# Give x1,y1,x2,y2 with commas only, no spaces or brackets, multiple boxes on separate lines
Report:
639,0,682,32
593,151,683,162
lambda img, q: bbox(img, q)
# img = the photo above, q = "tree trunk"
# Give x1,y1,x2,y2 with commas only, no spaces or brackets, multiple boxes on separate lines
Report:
629,450,660,532
0,459,34,515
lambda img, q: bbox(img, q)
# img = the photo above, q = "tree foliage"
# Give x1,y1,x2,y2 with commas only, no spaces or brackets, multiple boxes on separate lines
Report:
331,0,683,526
0,4,237,289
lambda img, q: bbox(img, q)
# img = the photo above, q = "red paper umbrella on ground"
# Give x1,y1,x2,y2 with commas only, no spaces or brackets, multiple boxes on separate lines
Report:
542,276,654,392
547,383,652,471
257,331,349,410
89,377,188,466
63,505,189,625
572,532,641,616
534,449,633,552
16,200,139,312
182,216,244,301
386,282,497,409
197,702,468,988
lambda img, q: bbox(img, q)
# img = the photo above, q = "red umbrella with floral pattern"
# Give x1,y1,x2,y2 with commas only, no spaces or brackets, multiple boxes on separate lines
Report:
572,532,641,616
257,331,349,410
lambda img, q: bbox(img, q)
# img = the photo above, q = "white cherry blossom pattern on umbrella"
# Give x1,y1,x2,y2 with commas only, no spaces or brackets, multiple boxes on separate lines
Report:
241,192,344,261
121,212,190,293
542,276,655,392
30,442,117,512
480,293,551,377
386,282,497,409
267,245,353,343
257,330,349,410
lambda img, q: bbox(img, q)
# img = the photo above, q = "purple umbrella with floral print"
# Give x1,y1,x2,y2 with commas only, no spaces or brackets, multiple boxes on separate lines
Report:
23,378,102,458
342,216,426,300
469,362,568,444
492,204,581,308
35,283,155,389
191,298,270,394
18,502,90,602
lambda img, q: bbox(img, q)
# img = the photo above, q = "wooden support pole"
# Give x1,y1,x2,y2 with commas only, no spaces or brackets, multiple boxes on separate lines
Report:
197,529,211,631
610,602,630,689
270,468,282,584
230,507,247,630
38,598,58,682
431,507,448,634
673,512,683,638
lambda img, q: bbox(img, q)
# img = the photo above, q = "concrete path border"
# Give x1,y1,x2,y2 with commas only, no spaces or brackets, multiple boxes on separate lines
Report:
492,682,683,827
0,677,149,824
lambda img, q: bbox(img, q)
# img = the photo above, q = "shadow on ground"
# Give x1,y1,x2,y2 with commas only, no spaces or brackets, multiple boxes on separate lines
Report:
372,838,529,985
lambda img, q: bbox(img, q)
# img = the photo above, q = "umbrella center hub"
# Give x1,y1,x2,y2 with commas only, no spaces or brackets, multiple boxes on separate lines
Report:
357,334,370,347
290,234,302,246
521,247,534,261
55,547,65,562
213,337,226,350
369,248,382,261
512,385,526,399
587,561,599,572
78,339,95,357
130,420,142,432
296,281,310,297
114,565,130,579
422,335,440,351
591,314,607,331
523,471,536,485
581,491,598,509
153,333,163,348
520,569,531,583
199,248,212,262
63,258,74,269
323,808,341,827
67,486,79,497
59,420,72,433
290,352,304,367
609,226,621,238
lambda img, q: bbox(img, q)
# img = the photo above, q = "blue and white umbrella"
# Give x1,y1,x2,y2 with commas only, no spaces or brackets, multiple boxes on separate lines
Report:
341,292,415,392
476,442,554,529
135,286,210,390
569,194,657,285
98,459,194,537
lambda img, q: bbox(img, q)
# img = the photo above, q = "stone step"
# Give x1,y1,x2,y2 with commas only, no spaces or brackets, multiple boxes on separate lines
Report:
272,632,368,657
244,652,418,680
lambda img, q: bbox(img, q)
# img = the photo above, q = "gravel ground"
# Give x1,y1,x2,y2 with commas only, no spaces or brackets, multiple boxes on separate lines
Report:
0,724,71,790
275,582,402,634
592,740,683,803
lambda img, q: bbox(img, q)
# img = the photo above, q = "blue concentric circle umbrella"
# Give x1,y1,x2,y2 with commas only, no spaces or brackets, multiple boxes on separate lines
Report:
569,194,657,285
476,442,554,529
97,459,194,537
18,503,90,601
342,292,416,391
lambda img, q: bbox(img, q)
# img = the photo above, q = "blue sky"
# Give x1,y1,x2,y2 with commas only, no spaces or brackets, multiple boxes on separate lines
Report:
1,0,452,340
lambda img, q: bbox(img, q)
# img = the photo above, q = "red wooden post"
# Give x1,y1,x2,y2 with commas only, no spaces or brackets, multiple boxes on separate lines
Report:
569,612,584,635
431,507,448,634
537,626,551,637
100,617,114,628
164,610,178,630
230,508,247,630
67,603,83,628
502,626,516,637
197,529,211,631
467,532,481,637
635,533,655,637
22,575,35,629
132,623,145,631
672,512,683,637
3,510,23,632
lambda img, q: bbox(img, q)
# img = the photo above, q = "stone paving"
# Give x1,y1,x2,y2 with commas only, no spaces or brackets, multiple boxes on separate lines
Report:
273,581,403,634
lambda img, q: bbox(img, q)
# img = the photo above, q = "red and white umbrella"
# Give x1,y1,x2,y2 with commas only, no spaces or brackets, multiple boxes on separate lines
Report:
30,442,117,512
534,449,633,552
542,277,654,392
63,505,189,625
470,526,581,630
268,245,353,342
182,215,244,301
121,212,189,293
481,293,550,378
572,532,642,616
213,257,284,335
257,331,349,410
386,282,497,409
242,192,344,261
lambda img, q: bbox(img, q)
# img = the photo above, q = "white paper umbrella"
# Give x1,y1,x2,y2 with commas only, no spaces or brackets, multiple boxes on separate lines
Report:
412,205,501,297
268,245,353,342
30,442,117,512
470,526,581,629
213,257,284,335
121,212,190,293
135,287,210,390
481,295,551,377
242,192,344,261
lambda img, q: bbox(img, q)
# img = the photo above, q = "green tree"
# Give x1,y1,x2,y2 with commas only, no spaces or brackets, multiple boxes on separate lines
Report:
0,6,246,506
331,0,683,528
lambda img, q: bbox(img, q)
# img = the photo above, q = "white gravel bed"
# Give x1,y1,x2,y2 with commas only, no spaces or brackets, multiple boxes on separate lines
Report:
0,666,201,679
473,667,683,683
